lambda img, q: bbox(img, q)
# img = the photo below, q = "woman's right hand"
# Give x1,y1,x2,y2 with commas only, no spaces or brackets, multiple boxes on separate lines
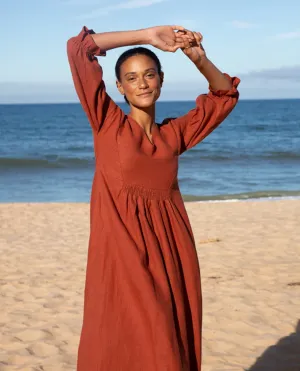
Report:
146,26,193,53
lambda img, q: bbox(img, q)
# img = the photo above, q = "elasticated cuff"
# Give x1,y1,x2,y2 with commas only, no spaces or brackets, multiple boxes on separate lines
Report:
209,74,240,97
79,26,106,57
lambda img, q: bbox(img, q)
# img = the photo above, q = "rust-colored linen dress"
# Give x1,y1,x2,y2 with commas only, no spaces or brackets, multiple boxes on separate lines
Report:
67,26,240,371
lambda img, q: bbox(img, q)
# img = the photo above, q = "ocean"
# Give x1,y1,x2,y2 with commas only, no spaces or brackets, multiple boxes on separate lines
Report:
0,99,299,203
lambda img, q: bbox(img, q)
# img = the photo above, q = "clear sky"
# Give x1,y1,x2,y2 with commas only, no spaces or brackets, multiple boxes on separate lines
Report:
1,0,300,103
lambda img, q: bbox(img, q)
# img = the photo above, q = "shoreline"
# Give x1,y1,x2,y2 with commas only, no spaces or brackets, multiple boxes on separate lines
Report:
195,195,300,203
182,191,300,203
1,195,300,204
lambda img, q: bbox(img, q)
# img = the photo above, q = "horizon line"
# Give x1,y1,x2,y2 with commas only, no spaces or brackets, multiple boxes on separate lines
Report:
1,97,300,105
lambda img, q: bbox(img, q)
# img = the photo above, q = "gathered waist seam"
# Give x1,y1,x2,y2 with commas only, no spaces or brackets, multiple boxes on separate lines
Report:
121,184,173,200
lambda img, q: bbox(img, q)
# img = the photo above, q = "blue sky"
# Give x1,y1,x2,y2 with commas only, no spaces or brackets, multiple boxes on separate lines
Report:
1,0,300,103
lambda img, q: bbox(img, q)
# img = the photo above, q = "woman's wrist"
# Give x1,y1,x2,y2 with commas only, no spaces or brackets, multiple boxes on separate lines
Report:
193,55,209,70
136,28,152,46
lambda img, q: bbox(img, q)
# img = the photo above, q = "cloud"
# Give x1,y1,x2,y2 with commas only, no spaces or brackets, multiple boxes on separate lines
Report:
241,65,300,82
275,31,300,40
74,0,168,18
229,20,258,29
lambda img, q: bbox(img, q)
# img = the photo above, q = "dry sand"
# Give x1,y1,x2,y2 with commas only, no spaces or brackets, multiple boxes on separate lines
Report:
0,200,299,371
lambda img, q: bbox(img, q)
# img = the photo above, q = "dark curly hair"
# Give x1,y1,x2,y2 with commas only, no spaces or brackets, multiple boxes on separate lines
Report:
115,47,162,104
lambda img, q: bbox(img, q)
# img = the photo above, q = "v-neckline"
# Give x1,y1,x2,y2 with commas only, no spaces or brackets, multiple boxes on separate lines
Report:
127,115,157,146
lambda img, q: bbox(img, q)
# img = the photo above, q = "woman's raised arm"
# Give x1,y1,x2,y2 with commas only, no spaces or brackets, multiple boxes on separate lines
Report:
67,26,190,133
90,25,190,53
166,30,240,154
67,27,122,133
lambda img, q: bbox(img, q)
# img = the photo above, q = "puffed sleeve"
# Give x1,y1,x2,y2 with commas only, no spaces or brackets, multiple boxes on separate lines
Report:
67,26,120,133
170,74,240,155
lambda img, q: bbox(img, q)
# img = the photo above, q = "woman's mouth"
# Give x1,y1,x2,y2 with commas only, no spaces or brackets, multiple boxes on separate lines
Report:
138,92,152,97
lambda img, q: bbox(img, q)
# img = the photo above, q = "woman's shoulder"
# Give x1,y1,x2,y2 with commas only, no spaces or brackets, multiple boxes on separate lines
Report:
159,117,176,128
156,117,178,137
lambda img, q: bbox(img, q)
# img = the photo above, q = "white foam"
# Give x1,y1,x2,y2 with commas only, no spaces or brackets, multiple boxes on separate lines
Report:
195,196,300,203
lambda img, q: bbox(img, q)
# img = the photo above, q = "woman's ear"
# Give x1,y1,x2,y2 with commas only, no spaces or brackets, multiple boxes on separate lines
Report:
116,80,125,95
160,71,164,86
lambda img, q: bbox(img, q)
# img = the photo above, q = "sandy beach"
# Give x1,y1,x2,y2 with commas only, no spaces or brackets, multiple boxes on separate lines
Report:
0,200,299,371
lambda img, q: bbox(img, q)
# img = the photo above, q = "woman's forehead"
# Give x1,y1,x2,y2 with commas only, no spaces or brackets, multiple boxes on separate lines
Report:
121,55,157,74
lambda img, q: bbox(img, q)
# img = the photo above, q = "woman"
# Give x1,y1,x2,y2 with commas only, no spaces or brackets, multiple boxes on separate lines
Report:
67,24,240,371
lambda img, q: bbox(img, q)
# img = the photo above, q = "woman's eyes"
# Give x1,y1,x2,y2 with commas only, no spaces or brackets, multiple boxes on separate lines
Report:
128,74,155,81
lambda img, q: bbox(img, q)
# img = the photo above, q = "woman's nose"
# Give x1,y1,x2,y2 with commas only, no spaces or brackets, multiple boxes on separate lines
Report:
139,78,149,88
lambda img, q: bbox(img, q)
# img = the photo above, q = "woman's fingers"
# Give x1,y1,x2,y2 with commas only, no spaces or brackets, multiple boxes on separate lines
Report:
167,37,190,52
166,43,183,52
174,40,185,49
194,32,203,45
177,29,201,48
174,35,193,50
176,29,194,41
168,27,203,52
181,34,191,50
175,34,191,43
172,25,203,41
188,32,199,47
185,29,195,39
175,31,194,43
172,25,185,31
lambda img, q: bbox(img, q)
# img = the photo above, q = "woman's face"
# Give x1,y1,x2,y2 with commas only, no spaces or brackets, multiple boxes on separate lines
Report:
117,55,163,108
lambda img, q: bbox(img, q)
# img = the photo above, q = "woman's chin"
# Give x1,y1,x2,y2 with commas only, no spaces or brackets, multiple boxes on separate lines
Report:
132,95,159,108
138,101,155,108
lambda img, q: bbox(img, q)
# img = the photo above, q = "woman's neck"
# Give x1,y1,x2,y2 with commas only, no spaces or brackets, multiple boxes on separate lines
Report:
129,105,156,135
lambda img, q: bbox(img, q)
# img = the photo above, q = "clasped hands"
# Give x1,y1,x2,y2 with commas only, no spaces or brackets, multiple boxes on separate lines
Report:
146,25,206,64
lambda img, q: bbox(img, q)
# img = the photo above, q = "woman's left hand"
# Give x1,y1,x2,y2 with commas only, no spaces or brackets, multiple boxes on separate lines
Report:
178,30,206,63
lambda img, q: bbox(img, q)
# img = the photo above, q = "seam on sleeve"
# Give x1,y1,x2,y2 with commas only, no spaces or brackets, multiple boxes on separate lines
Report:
82,49,97,131
169,119,181,156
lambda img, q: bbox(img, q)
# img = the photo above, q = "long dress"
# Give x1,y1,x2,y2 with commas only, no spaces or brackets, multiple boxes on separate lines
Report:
67,26,240,371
